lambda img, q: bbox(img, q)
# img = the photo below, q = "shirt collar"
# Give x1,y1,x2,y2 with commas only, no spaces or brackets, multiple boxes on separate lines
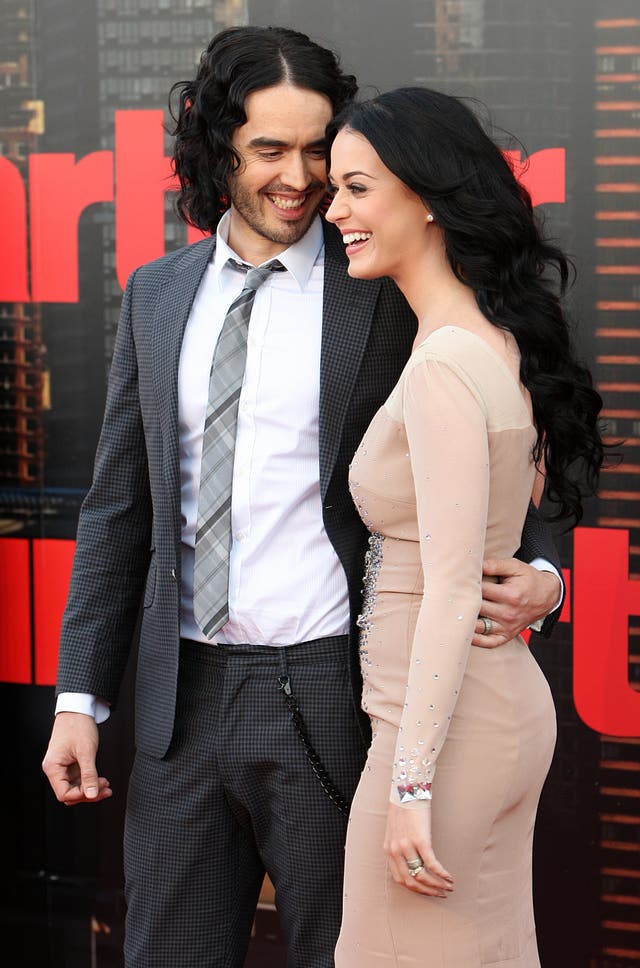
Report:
213,210,324,291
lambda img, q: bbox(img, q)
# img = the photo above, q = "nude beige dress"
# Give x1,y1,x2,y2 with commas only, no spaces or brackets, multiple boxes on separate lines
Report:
336,326,557,967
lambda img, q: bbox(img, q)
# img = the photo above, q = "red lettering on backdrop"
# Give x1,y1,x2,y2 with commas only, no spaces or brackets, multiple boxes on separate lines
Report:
29,151,114,302
0,539,31,684
0,116,568,303
504,148,566,206
32,538,76,686
573,527,640,737
1,529,639,738
115,110,176,289
0,158,30,301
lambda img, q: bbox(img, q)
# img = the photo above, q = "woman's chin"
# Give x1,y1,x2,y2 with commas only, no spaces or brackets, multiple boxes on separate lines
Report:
347,259,377,280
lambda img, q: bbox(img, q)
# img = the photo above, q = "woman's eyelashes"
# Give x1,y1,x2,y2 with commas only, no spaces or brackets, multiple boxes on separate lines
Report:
327,181,368,196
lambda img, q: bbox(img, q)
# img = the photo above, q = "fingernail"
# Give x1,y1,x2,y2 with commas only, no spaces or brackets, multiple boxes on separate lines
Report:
86,786,98,798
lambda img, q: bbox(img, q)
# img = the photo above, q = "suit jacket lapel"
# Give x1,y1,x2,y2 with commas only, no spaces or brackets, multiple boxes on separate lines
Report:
319,225,381,500
152,236,216,517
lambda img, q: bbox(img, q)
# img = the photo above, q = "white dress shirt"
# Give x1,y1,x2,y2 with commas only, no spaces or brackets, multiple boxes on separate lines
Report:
179,212,349,645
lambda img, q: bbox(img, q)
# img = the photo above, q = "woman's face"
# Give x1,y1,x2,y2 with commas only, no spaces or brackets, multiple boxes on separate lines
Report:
326,127,433,281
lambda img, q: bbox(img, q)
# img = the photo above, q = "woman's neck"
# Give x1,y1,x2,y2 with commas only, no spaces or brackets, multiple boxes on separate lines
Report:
393,243,479,341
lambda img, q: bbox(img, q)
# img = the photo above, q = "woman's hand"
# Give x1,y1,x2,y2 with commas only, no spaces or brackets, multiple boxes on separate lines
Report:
384,801,454,896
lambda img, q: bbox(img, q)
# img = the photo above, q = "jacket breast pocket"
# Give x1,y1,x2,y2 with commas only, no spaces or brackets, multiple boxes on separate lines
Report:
143,554,157,608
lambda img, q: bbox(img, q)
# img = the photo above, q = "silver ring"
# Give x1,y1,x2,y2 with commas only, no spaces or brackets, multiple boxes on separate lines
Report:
409,865,425,878
481,616,493,635
406,856,423,871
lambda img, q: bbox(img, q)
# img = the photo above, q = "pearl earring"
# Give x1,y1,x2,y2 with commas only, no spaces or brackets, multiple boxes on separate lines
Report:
426,213,434,222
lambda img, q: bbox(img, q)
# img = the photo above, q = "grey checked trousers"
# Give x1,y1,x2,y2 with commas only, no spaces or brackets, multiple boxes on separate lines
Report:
123,636,368,968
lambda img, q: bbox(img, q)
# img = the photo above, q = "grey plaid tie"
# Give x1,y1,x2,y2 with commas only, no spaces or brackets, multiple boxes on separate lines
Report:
193,258,285,638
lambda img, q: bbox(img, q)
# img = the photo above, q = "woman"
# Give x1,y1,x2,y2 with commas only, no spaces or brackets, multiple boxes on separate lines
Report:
324,88,603,967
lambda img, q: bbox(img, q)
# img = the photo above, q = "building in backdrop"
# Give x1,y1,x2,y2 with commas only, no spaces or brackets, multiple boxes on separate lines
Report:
0,0,48,525
591,11,640,962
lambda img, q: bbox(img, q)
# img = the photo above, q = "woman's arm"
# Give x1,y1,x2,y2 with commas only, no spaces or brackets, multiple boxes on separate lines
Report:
384,356,489,895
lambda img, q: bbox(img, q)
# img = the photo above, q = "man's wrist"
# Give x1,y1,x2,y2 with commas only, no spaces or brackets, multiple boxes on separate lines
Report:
55,692,111,724
528,559,563,630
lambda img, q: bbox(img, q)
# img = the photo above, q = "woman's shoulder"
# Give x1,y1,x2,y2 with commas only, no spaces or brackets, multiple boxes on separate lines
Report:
403,326,533,429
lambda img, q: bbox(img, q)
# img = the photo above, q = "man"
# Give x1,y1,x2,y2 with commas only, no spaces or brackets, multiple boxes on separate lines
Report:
42,25,562,968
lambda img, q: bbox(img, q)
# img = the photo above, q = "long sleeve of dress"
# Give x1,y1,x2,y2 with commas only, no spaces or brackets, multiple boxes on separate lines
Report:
391,355,489,806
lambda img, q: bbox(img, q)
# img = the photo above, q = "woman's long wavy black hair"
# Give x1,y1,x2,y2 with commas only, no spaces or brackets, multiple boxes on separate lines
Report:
169,25,357,233
327,87,605,526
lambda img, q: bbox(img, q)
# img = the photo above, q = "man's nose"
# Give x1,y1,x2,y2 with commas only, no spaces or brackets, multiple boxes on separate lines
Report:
281,153,313,190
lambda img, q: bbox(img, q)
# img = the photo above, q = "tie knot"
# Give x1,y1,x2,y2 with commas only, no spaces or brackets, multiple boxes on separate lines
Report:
228,258,286,293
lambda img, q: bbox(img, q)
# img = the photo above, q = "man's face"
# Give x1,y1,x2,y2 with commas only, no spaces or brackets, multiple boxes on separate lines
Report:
227,83,333,264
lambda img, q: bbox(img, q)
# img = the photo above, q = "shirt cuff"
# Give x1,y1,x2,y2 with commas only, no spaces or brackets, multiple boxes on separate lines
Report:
55,692,111,724
528,558,563,631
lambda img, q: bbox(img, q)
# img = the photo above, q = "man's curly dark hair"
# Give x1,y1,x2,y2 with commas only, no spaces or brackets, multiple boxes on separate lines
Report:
169,25,358,234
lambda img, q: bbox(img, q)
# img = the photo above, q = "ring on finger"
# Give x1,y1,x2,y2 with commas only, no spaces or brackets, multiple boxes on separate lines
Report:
406,856,424,872
481,615,493,635
409,865,425,878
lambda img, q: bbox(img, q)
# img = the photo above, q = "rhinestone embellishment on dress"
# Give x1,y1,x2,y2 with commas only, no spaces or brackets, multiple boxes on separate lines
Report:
356,532,385,634
356,532,385,712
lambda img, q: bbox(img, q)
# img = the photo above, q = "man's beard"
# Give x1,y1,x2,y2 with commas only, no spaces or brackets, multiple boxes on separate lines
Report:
228,182,325,246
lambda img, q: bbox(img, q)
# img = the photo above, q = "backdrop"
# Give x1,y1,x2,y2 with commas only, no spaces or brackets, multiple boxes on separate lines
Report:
1,1,639,966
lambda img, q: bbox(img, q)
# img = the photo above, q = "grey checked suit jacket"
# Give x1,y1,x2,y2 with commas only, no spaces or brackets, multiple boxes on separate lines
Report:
57,220,562,758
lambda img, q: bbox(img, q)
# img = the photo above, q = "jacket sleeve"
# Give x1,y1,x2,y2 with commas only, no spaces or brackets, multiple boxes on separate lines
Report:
516,502,564,637
56,269,153,706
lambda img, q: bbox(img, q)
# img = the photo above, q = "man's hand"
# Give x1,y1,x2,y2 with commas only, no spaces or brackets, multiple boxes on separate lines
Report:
42,712,112,806
472,558,562,649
